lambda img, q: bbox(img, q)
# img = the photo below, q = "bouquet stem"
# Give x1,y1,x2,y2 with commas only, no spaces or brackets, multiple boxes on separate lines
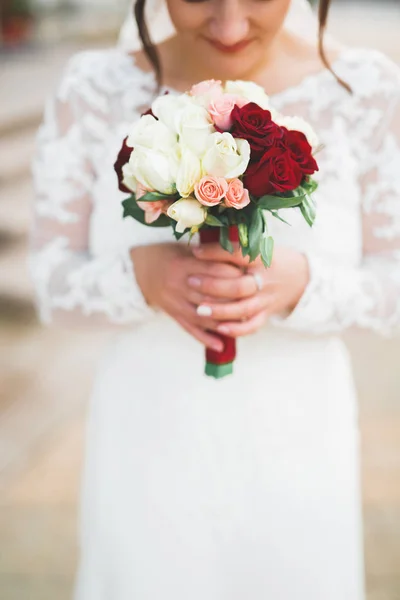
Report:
199,225,239,379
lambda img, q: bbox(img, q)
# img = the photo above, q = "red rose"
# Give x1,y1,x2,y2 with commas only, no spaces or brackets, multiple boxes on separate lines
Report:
230,102,283,158
244,146,303,197
281,129,319,176
114,136,133,193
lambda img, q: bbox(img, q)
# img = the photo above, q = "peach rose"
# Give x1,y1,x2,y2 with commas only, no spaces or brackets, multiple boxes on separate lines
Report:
224,179,251,209
194,175,229,207
209,94,248,131
190,79,223,103
136,184,171,224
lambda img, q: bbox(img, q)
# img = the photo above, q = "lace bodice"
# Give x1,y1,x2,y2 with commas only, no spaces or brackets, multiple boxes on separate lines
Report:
29,47,400,335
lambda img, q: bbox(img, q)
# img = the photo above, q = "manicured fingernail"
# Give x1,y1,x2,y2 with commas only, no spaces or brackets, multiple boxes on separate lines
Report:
188,276,201,288
217,325,230,334
192,246,203,256
196,305,212,317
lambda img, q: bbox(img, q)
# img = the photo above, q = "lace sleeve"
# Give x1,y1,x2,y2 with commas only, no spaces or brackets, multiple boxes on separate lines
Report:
271,54,400,337
28,53,156,327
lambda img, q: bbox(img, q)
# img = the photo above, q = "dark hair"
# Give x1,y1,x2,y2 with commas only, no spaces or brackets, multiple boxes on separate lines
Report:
134,0,351,93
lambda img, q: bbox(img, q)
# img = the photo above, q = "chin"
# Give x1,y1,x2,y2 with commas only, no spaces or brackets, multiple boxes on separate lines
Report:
201,52,260,82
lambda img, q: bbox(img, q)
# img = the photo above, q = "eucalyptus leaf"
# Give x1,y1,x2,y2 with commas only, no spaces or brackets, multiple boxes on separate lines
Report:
248,208,263,262
205,214,224,227
220,227,234,254
122,198,170,228
260,236,274,268
257,194,305,210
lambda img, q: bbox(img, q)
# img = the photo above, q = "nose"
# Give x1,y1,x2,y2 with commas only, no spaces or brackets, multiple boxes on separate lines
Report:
208,0,250,45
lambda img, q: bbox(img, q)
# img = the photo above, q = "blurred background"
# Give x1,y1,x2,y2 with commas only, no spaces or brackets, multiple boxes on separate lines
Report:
0,0,399,599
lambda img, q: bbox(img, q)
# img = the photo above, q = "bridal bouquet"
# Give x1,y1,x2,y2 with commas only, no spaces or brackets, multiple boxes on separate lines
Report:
114,79,319,378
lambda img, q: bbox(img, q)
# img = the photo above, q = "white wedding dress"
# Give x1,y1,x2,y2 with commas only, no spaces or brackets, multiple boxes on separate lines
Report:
29,47,400,600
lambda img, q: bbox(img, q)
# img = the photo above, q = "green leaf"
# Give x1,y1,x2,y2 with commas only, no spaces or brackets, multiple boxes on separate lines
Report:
257,194,305,210
220,227,234,254
269,210,292,226
260,236,274,268
238,222,249,248
241,243,250,258
139,191,179,202
299,194,317,227
171,221,188,240
205,214,224,227
302,177,318,194
248,208,263,262
122,198,170,228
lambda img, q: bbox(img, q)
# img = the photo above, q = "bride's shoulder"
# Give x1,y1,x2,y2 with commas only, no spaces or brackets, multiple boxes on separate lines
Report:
56,48,153,99
335,47,400,99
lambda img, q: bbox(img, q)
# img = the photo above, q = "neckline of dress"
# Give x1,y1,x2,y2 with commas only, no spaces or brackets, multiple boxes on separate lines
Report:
120,45,359,103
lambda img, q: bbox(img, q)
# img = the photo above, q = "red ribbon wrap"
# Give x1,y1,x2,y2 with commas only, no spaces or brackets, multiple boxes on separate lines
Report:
198,225,239,377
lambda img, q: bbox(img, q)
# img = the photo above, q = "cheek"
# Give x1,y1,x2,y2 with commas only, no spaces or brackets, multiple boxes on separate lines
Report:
255,0,292,36
165,0,208,33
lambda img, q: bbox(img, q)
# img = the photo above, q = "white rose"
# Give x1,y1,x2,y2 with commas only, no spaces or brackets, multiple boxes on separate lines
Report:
275,115,320,150
126,114,177,152
178,104,214,157
224,80,270,109
176,146,203,198
121,162,137,193
167,198,207,233
128,147,178,195
202,132,250,179
151,94,194,134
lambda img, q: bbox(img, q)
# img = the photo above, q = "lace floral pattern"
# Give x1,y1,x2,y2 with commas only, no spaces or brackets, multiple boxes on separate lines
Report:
29,48,400,335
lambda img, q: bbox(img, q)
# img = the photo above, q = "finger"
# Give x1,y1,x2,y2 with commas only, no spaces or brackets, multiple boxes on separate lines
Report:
174,315,224,351
195,294,269,322
186,257,243,279
176,300,224,332
187,273,259,300
215,310,269,338
186,289,234,306
192,243,250,268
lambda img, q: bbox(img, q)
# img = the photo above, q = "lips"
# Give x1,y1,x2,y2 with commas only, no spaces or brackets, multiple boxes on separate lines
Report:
204,38,253,54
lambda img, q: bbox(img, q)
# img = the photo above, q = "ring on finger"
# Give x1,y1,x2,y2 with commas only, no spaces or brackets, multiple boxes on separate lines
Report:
249,271,264,292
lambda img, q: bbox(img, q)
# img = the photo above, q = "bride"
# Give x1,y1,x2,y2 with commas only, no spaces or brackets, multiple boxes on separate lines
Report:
29,0,400,598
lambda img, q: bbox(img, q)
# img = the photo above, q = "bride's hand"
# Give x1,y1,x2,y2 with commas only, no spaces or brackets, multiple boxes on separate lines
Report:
130,243,244,351
190,243,310,338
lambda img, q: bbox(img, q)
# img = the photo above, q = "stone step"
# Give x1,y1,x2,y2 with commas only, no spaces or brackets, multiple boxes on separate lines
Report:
0,180,33,240
0,43,79,138
0,240,35,312
0,128,37,185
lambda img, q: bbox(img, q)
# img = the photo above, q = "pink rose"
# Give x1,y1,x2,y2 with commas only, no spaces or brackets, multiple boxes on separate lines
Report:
190,79,223,102
209,95,248,131
194,175,229,207
224,179,251,209
136,184,171,224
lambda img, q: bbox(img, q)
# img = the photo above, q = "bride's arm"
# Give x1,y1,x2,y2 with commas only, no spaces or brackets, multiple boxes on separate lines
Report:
28,54,156,328
271,58,400,337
